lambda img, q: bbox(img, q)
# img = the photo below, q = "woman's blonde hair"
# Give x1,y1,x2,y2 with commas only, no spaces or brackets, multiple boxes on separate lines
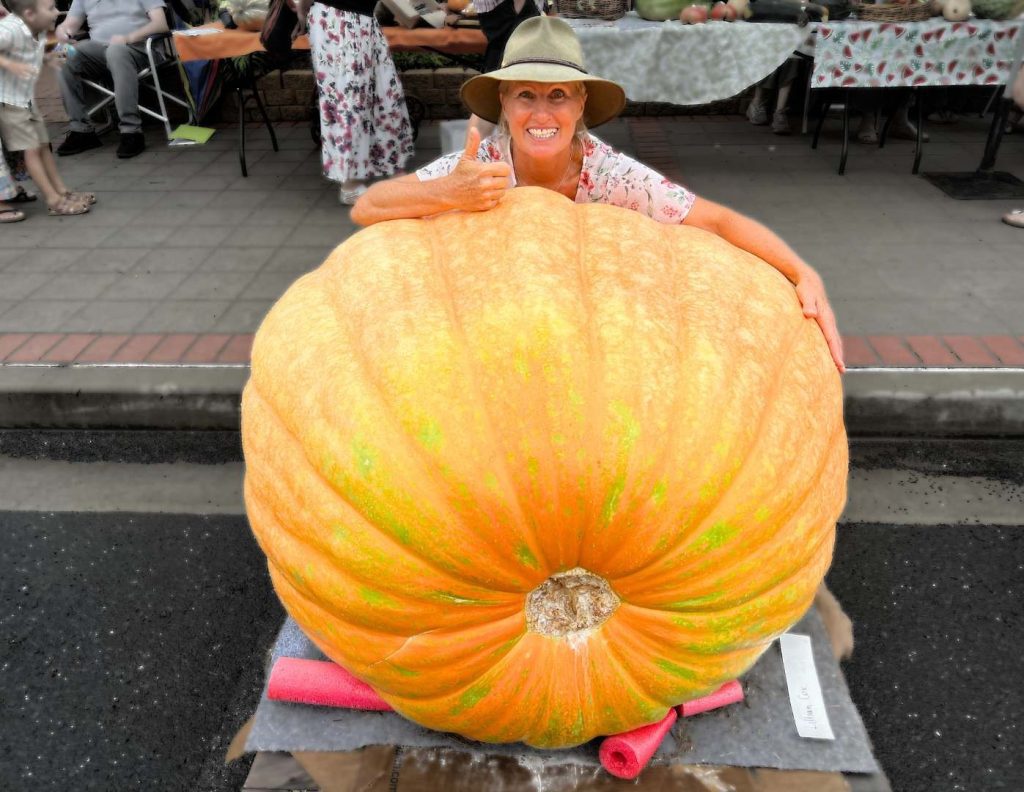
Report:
496,81,589,144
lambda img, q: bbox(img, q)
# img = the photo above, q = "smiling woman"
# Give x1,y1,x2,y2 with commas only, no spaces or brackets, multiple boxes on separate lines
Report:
350,16,846,373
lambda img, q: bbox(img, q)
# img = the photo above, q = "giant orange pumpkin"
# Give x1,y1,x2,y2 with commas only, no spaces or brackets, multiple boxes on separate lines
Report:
242,188,847,749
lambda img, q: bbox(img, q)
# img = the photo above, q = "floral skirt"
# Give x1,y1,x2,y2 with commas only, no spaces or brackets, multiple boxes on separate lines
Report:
308,5,414,184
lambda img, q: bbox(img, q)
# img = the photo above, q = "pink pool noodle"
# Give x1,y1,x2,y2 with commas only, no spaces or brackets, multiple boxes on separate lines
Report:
678,680,744,717
599,707,677,780
267,657,392,711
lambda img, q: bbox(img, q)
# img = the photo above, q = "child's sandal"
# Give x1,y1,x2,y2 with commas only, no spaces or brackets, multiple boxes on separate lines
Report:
63,190,96,205
48,197,90,216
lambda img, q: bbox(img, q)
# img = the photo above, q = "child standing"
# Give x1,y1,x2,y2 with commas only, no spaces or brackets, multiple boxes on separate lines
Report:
0,0,93,216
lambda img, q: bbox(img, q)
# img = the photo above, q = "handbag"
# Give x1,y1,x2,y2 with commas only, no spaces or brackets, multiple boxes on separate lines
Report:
748,0,851,24
260,0,299,56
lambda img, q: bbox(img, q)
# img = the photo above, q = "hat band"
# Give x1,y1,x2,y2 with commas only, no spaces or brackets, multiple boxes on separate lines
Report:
500,56,590,74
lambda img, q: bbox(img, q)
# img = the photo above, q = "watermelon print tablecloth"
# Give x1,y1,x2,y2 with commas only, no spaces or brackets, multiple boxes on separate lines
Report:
811,19,1024,89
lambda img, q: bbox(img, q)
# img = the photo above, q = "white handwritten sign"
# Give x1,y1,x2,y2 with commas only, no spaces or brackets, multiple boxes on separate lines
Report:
780,633,835,740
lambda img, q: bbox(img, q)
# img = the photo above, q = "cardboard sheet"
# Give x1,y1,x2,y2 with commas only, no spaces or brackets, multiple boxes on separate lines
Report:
246,609,879,774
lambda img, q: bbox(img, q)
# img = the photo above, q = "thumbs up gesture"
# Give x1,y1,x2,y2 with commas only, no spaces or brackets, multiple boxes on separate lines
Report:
446,126,512,213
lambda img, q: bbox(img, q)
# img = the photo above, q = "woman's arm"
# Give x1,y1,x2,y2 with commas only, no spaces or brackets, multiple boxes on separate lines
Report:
351,127,511,226
685,196,845,373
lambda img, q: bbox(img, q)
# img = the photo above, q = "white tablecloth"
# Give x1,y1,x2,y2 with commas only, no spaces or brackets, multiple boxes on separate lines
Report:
570,15,808,106
810,19,1024,89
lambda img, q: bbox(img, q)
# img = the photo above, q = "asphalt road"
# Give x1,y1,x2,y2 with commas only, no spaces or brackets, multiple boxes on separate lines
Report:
1,433,1022,792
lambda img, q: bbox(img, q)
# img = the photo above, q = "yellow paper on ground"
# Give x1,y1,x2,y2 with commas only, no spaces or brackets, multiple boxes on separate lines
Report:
170,125,216,144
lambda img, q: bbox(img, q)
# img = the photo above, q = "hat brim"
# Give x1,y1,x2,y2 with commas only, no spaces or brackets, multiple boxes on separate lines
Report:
460,64,626,129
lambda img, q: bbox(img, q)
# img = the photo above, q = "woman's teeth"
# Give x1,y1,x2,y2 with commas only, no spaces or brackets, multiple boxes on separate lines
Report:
528,128,557,139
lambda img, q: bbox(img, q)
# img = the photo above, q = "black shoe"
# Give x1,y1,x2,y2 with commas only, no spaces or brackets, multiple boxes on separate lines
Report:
56,130,102,156
116,132,146,159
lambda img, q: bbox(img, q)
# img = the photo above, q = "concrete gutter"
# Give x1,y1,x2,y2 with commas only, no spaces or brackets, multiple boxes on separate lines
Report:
0,365,248,430
2,365,1024,436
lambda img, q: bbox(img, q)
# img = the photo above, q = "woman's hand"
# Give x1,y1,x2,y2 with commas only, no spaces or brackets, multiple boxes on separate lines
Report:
293,0,312,38
795,272,845,373
445,126,511,212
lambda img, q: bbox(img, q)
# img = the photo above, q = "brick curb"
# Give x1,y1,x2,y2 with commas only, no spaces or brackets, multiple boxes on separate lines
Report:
2,350,1024,436
4,332,1024,367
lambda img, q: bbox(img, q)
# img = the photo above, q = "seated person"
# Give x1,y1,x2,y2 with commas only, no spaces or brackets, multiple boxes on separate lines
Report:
353,17,845,373
53,0,168,159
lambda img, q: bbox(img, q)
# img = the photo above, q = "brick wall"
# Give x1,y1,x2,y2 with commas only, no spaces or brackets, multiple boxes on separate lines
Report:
219,67,747,123
220,66,482,122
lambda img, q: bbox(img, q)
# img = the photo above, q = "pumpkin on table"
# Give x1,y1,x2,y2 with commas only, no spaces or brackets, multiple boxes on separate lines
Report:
242,188,847,749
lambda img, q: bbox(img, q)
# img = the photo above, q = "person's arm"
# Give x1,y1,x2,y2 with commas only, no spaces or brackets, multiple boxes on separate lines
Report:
351,127,511,226
685,196,845,373
294,0,313,36
0,38,37,80
108,7,169,46
55,14,85,43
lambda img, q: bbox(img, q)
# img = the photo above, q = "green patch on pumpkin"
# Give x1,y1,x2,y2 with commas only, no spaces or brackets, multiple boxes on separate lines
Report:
600,476,626,526
418,420,444,452
450,682,490,715
692,521,738,552
515,542,540,569
431,591,501,606
656,658,698,680
651,480,667,506
352,441,376,476
359,587,399,609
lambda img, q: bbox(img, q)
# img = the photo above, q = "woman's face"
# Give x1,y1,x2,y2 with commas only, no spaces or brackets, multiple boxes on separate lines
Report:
500,81,585,162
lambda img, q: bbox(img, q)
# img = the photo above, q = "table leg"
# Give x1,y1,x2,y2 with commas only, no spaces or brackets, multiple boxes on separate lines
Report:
248,72,280,154
812,94,830,150
839,90,849,176
979,89,1009,172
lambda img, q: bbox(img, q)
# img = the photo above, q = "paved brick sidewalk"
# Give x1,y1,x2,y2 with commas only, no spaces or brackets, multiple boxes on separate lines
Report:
2,112,1023,368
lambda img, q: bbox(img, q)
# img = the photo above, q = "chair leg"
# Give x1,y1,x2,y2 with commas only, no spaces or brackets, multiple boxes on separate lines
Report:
145,41,174,140
248,73,279,153
238,86,248,178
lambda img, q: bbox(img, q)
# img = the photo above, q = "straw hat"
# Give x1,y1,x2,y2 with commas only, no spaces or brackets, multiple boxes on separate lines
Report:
460,16,626,128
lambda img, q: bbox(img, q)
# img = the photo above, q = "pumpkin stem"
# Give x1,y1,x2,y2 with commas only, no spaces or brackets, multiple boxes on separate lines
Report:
526,568,619,637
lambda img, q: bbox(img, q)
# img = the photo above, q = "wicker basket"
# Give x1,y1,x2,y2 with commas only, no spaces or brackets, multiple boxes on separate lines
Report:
854,1,934,21
553,0,628,20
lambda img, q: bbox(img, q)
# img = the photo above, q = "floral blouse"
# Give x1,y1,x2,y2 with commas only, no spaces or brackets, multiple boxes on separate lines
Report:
415,133,697,224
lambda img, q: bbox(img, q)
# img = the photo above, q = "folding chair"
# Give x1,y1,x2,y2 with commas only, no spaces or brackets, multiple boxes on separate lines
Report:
77,4,197,146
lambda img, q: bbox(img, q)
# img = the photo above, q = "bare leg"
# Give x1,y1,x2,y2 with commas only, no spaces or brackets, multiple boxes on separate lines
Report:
37,146,71,197
747,86,769,125
21,147,63,205
815,583,854,661
772,83,794,134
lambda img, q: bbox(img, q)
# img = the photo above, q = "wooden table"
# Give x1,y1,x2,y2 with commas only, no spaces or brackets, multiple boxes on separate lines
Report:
172,23,487,176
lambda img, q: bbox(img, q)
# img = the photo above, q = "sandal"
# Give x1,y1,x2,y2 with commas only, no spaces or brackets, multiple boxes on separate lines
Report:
1002,209,1024,229
0,206,26,224
47,196,90,216
9,188,37,204
63,190,96,205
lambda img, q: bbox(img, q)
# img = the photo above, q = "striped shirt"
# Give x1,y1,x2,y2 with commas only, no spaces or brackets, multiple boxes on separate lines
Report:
0,14,43,109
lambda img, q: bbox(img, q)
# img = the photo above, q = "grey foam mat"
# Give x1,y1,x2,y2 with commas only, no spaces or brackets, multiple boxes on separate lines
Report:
247,609,879,774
